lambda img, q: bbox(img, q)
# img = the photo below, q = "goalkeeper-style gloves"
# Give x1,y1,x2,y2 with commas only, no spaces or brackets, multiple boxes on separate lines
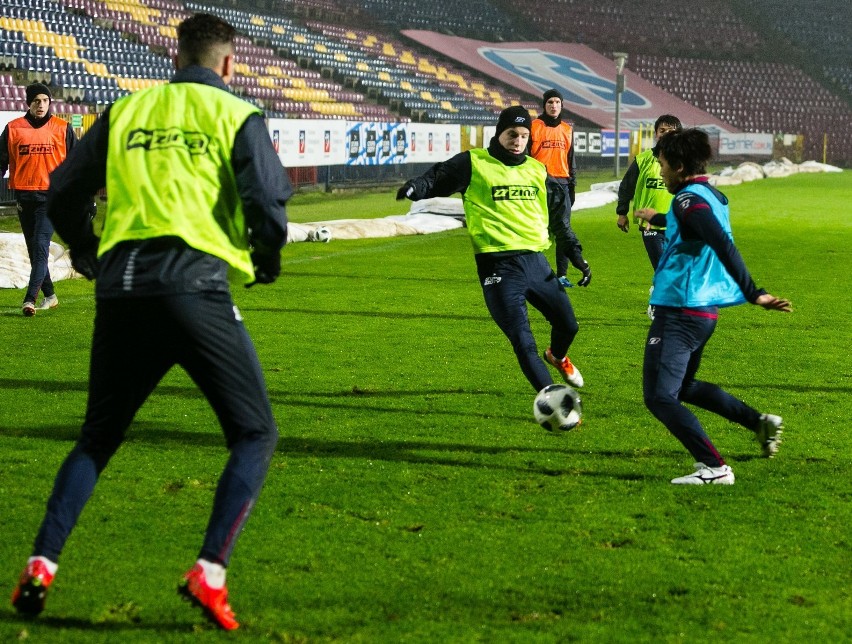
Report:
396,181,415,201
576,261,592,287
70,236,100,280
246,250,280,287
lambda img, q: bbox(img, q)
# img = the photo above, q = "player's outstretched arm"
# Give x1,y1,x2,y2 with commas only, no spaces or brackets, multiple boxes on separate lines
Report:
755,293,792,312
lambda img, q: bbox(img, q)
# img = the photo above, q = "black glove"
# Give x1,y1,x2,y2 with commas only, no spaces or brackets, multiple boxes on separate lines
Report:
86,200,98,221
577,262,591,287
70,248,98,280
70,237,100,280
246,250,280,287
568,184,576,206
396,181,415,201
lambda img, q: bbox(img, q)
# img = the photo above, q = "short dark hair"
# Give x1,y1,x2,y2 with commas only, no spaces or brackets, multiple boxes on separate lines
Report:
656,128,713,176
177,13,236,68
654,114,682,132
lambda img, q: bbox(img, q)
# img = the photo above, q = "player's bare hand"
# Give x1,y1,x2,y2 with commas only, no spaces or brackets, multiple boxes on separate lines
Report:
756,293,792,312
617,215,629,232
634,208,656,222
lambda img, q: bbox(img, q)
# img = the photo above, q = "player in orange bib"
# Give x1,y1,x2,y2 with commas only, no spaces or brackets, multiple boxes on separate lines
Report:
0,83,77,315
530,89,580,288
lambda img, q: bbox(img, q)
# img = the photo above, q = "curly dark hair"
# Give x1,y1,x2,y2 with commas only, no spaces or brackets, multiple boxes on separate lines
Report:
654,114,682,133
177,13,236,69
656,128,713,176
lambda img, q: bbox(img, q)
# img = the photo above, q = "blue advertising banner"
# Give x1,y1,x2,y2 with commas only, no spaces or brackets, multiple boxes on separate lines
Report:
601,129,630,158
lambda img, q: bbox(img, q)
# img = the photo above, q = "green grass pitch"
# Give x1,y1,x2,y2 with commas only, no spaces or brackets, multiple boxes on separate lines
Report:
1,170,850,641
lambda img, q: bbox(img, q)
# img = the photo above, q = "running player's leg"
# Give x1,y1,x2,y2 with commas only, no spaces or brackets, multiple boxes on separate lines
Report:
477,255,553,391
525,253,579,359
172,292,278,566
643,308,725,467
32,298,174,561
643,228,665,270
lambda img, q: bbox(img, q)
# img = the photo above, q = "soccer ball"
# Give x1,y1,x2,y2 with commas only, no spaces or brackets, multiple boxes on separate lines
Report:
533,384,582,432
313,226,332,243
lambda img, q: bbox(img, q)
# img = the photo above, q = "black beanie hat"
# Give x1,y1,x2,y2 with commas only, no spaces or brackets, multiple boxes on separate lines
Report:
542,88,563,106
26,83,52,104
495,105,532,136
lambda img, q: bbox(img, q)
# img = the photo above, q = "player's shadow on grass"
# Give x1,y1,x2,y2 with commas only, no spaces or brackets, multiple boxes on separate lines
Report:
245,305,490,322
0,420,675,480
272,436,667,480
2,613,194,635
7,375,849,398
279,269,473,284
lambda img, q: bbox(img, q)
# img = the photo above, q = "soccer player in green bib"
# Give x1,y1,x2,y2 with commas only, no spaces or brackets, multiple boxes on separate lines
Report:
616,114,682,319
397,106,592,393
11,13,290,630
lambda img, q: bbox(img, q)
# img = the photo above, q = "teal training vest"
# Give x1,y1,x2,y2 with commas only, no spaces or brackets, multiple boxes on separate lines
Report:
651,182,747,308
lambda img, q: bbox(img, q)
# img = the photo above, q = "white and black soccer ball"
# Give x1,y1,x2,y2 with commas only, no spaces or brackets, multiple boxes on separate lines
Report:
313,226,332,243
533,384,582,432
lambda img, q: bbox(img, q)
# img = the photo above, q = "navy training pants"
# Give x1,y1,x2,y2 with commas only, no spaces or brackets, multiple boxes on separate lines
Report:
17,198,55,304
643,306,761,467
32,291,279,566
477,251,579,392
641,227,666,271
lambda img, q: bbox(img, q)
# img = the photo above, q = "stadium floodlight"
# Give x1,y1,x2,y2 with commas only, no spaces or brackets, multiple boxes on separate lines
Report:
613,52,628,177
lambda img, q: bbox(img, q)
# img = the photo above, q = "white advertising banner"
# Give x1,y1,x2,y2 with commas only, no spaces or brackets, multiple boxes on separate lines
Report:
343,122,462,165
718,132,773,156
267,118,348,168
265,120,461,167
401,123,462,164
345,121,407,165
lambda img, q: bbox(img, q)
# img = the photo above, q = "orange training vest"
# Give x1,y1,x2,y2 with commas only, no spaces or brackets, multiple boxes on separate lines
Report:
530,119,573,179
6,115,68,191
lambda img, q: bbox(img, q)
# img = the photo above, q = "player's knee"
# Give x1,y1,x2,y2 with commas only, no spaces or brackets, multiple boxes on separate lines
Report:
644,392,678,417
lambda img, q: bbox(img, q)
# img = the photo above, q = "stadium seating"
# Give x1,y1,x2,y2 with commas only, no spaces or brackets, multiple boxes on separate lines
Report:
744,0,852,94
0,0,848,164
511,0,765,59
502,0,851,164
328,0,523,42
630,54,852,163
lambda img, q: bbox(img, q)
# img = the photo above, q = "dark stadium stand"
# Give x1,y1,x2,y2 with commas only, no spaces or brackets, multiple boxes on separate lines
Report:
742,0,852,95
343,0,524,42
496,0,852,164
0,0,849,164
509,0,765,60
301,21,537,123
630,55,852,163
